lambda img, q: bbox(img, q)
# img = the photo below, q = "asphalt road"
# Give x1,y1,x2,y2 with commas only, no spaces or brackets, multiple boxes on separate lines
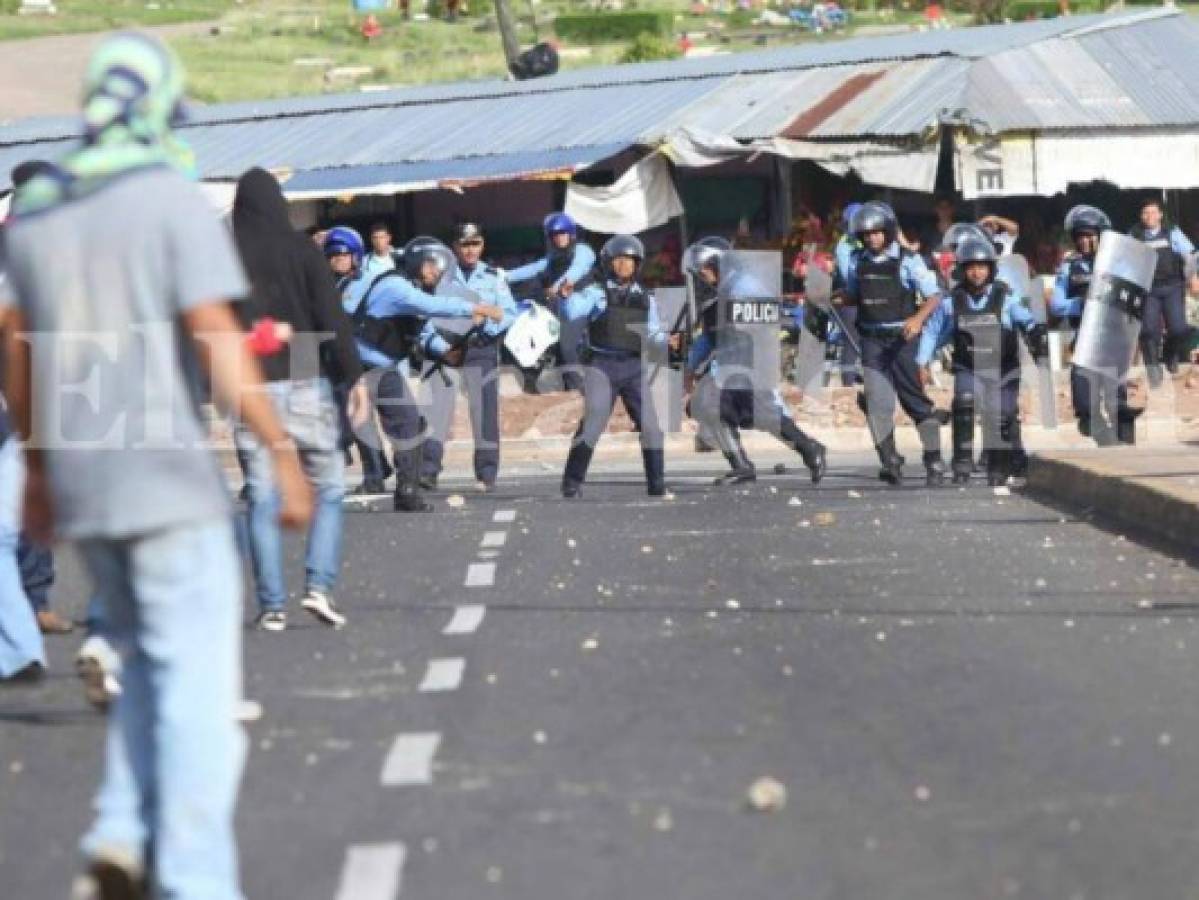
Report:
4,452,1199,900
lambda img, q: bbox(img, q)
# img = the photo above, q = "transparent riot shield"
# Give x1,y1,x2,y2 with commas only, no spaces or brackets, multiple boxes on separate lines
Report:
1074,232,1157,379
791,266,835,396
714,250,782,399
431,280,484,338
650,285,688,432
998,254,1057,429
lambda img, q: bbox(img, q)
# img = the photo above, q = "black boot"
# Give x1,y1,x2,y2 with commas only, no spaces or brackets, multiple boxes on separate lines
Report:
1143,338,1164,388
924,454,947,487
781,419,826,485
393,449,433,512
563,443,594,497
1116,407,1141,445
916,417,945,487
876,434,903,485
714,426,756,485
642,448,666,496
986,447,1012,486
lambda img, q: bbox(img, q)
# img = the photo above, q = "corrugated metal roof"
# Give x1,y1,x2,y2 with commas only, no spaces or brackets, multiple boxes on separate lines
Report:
0,8,1188,191
281,143,628,194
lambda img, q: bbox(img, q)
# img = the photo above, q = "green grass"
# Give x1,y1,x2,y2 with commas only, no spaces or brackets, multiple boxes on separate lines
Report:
0,0,231,41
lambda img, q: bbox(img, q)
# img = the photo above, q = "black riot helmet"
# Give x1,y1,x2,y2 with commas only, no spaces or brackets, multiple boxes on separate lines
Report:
953,237,998,283
600,234,645,279
850,201,898,243
940,222,994,253
402,236,456,289
683,236,733,280
1064,204,1111,238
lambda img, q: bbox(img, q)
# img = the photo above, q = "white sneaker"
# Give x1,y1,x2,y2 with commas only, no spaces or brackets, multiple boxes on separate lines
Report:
75,636,121,711
255,610,287,632
301,590,346,628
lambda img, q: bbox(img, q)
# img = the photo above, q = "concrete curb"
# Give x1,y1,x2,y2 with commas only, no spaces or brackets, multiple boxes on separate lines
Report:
1026,450,1199,554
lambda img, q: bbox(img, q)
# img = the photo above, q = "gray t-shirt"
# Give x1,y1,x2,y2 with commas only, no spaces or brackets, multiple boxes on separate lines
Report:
4,166,247,538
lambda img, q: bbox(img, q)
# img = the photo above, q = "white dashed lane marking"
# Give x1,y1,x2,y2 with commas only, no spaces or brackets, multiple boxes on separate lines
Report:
464,562,496,587
492,509,517,523
381,733,441,786
480,530,508,549
419,657,466,693
443,605,486,635
335,843,406,900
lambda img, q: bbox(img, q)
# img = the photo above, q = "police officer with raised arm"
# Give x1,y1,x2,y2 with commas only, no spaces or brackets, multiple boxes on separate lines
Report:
332,232,504,511
844,202,947,486
1129,197,1196,385
420,221,517,492
560,235,669,498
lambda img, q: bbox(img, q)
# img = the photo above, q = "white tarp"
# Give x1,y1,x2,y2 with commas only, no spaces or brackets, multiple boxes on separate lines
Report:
564,153,683,234
658,127,940,193
957,128,1199,199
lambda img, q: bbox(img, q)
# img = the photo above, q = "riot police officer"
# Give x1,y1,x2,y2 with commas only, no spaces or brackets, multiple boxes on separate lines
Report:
332,231,504,511
560,235,669,498
420,222,517,493
917,239,1047,486
844,202,947,486
684,237,827,485
1050,205,1139,445
1129,197,1196,385
506,212,597,390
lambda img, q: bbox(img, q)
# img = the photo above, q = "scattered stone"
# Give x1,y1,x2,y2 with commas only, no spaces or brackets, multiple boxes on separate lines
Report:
813,511,836,526
848,490,862,498
581,637,599,651
653,807,674,831
788,497,803,507
533,730,547,744
914,785,931,802
725,599,741,610
747,777,788,812
446,494,465,508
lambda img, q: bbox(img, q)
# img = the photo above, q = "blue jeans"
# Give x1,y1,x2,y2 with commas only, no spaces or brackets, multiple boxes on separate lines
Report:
0,440,45,677
78,518,246,899
235,378,345,612
17,532,54,612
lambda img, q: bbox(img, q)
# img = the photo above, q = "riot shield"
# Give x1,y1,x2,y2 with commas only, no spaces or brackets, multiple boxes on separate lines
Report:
503,302,560,369
714,250,782,398
650,285,688,431
997,255,1057,428
790,265,834,395
1073,232,1156,378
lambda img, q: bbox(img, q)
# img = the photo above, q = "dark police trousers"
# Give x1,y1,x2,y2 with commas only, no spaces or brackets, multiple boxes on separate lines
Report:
691,376,820,461
860,330,942,463
1142,282,1192,368
335,381,392,485
360,365,425,492
563,352,664,491
951,368,1019,477
421,341,501,485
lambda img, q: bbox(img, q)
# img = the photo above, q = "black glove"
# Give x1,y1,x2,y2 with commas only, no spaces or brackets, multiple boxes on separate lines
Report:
1026,323,1050,361
804,307,830,342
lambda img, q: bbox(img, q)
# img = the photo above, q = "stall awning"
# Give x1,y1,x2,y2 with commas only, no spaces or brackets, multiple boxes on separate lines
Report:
278,144,629,200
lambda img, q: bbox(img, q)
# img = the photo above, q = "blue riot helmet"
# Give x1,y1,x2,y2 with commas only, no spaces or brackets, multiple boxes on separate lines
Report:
939,222,994,253
850,201,898,243
402,236,456,290
543,212,577,240
323,226,365,266
1064,205,1111,238
683,236,733,280
599,234,645,280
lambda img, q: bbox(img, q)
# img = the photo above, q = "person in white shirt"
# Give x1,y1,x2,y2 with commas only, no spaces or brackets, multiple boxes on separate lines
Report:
364,221,398,278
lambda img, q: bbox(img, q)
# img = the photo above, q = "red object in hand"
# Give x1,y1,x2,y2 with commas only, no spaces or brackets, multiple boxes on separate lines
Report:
247,317,284,356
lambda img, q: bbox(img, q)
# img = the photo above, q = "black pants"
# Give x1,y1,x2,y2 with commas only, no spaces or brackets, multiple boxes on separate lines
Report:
860,330,941,461
691,377,818,459
1142,282,1192,364
335,380,392,484
421,341,501,485
369,367,425,482
563,353,664,489
1070,365,1135,445
951,368,1019,476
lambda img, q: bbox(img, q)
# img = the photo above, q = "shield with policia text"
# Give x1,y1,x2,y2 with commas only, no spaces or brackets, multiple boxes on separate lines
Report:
1073,232,1157,379
713,250,782,397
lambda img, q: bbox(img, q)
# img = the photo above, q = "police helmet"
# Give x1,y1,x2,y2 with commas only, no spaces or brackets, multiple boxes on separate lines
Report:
543,212,578,239
452,220,484,243
402,236,455,288
683,236,733,278
850,201,898,242
600,234,645,278
939,222,991,253
953,237,998,282
323,226,365,265
1064,205,1111,238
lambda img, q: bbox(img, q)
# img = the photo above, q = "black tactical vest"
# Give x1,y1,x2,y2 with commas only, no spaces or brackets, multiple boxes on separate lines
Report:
855,251,916,326
351,271,426,362
1130,225,1184,288
589,279,651,354
952,282,1017,375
